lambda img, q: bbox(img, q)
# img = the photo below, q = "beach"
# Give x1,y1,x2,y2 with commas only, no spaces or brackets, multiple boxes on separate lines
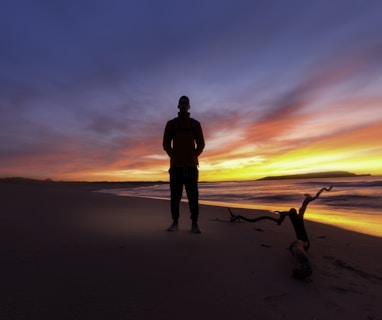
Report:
1,180,382,320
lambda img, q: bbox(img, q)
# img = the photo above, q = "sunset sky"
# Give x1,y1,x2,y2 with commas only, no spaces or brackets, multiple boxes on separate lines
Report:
1,0,382,182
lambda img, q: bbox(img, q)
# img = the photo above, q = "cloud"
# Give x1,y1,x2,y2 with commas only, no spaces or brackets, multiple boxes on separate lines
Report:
1,0,382,180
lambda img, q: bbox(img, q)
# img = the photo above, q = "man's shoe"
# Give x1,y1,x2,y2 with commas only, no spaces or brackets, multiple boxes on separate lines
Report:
167,222,178,232
191,222,201,234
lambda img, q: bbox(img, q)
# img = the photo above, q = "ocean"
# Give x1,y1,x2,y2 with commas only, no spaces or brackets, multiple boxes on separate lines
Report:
98,176,382,237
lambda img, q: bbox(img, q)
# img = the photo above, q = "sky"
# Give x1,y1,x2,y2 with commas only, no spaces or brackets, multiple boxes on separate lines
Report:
1,0,382,182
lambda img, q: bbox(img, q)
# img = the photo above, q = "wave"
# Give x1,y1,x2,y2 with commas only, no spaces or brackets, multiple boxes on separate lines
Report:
101,176,382,212
299,180,382,188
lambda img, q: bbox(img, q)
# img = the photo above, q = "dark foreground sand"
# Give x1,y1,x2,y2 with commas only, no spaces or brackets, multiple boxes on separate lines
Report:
1,181,382,320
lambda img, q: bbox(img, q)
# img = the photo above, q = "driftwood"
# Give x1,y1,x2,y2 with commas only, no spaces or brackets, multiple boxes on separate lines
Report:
229,185,333,279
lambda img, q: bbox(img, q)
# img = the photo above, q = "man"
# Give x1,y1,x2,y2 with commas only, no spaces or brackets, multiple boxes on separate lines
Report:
163,96,205,233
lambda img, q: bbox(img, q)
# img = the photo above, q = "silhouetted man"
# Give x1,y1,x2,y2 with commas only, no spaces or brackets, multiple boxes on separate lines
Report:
163,96,205,233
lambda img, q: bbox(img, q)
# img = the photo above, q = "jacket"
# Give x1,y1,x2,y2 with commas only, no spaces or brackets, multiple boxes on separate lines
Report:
163,112,205,167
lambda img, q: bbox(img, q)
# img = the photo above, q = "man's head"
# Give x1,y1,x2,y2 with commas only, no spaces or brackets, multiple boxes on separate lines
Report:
178,96,190,113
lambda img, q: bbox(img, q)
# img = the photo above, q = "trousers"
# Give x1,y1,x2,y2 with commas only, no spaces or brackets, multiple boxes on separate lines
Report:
169,166,199,223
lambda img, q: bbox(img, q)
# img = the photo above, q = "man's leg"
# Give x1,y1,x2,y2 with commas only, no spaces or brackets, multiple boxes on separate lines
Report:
169,167,183,224
185,166,199,223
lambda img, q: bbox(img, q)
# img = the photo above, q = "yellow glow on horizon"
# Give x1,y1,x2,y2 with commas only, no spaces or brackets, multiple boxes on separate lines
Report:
2,105,381,182
86,140,381,182
197,144,382,181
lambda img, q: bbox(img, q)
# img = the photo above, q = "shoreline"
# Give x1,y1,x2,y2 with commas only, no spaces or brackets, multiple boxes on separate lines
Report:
96,189,382,239
1,181,382,319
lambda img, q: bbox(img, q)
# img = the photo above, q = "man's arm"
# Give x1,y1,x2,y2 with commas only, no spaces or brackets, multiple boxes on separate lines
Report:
195,121,205,157
163,120,173,158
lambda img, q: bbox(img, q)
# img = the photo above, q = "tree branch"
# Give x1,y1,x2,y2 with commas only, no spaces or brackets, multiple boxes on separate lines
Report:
299,185,333,217
228,185,333,251
226,185,333,279
228,208,279,223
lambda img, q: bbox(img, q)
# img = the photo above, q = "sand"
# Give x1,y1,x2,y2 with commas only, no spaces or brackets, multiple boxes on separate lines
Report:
1,180,382,320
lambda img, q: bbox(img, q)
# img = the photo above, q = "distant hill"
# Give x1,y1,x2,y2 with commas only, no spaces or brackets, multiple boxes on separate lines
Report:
257,171,370,181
